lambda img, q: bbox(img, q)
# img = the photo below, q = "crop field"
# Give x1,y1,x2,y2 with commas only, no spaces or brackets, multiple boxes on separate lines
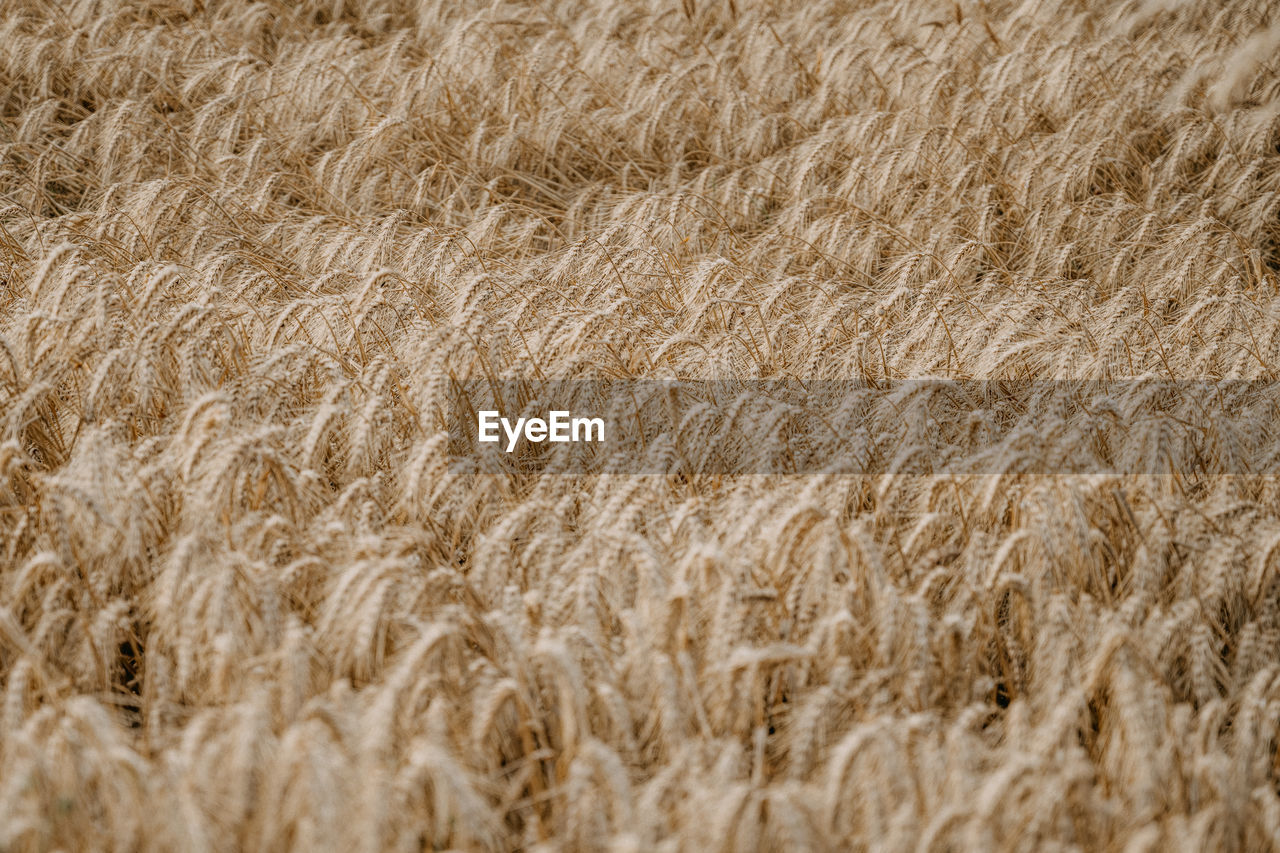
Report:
2,0,1280,849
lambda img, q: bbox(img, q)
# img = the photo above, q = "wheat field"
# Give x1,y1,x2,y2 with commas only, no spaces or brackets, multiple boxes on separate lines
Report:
2,0,1280,849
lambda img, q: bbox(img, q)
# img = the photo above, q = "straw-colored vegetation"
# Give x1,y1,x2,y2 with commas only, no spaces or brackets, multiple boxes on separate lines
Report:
2,0,1280,849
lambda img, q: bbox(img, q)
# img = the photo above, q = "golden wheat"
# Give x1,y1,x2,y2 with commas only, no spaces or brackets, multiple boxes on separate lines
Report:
1,0,1280,850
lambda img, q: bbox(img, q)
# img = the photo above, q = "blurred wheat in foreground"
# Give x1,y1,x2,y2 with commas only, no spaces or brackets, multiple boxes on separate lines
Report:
3,0,1280,850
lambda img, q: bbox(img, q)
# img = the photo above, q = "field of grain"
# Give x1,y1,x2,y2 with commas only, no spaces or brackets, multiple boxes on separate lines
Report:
3,0,1280,849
